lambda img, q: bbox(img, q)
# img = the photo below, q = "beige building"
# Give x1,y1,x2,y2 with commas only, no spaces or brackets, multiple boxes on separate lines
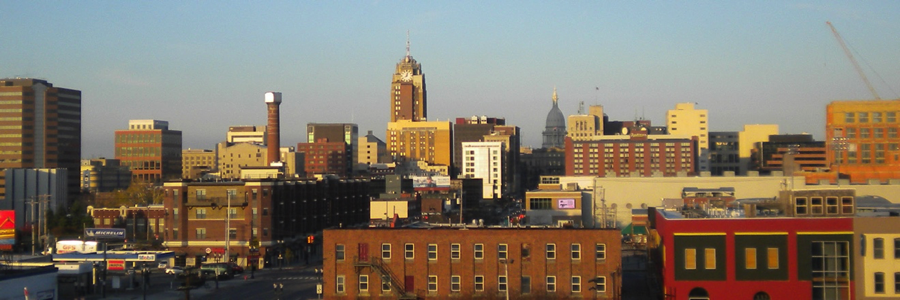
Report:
357,130,387,166
226,125,266,144
216,142,267,179
855,216,900,299
739,124,779,174
568,105,604,141
667,103,709,172
182,149,217,179
386,120,452,175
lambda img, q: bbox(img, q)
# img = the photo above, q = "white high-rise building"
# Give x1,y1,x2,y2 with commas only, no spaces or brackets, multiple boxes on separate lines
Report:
462,141,505,199
667,103,709,172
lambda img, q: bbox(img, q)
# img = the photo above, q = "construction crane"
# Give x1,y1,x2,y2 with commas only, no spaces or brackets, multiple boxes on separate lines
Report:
827,21,881,100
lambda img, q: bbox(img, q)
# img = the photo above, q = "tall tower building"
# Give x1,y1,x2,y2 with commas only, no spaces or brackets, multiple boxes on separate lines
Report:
542,88,566,148
265,92,282,165
114,120,182,183
390,36,426,122
0,78,81,202
667,103,709,172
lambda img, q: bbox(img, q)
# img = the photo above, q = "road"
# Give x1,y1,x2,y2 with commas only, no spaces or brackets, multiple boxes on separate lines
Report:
196,267,324,300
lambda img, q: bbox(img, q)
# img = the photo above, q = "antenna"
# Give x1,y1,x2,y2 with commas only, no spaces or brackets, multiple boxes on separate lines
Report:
406,30,410,56
578,101,585,114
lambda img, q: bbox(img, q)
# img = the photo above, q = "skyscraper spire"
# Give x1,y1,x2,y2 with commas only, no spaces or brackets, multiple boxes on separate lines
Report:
406,30,410,57
552,86,558,105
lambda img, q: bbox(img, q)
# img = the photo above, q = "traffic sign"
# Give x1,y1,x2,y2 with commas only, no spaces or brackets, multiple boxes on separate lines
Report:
205,248,212,254
84,228,125,240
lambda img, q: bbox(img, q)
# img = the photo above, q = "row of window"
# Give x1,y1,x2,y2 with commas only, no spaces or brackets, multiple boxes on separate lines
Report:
870,238,900,259
338,243,606,261
685,247,779,270
844,112,899,123
873,272,900,294
338,274,606,294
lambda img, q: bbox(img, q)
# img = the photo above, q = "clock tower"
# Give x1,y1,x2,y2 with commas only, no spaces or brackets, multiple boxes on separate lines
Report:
390,34,426,122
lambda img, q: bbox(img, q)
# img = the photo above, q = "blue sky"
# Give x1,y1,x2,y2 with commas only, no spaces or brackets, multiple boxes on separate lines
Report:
2,1,899,158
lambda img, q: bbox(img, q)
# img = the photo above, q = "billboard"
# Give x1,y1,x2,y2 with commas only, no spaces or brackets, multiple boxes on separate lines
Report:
412,176,450,188
108,260,125,271
0,210,14,250
84,228,126,239
557,199,576,209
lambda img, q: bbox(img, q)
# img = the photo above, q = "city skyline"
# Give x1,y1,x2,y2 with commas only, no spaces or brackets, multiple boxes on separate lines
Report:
3,1,900,158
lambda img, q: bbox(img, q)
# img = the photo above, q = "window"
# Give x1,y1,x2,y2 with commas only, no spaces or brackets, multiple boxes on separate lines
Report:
336,244,345,261
860,112,869,123
546,276,556,292
875,272,885,293
894,239,900,259
195,228,206,239
547,243,556,259
498,244,508,260
745,248,757,269
382,243,391,259
593,276,607,292
895,273,900,293
359,275,369,292
874,112,884,123
229,228,236,239
571,243,581,260
428,275,438,292
382,275,391,292
172,228,178,239
336,275,345,293
195,208,206,219
811,241,851,298
474,275,484,291
875,238,885,259
450,275,460,292
474,244,484,260
229,208,237,219
428,244,437,260
845,113,855,123
767,248,779,269
685,248,697,270
596,243,606,260
405,243,414,260
571,276,581,293
705,248,717,269
446,243,459,260
499,275,507,292
196,189,206,200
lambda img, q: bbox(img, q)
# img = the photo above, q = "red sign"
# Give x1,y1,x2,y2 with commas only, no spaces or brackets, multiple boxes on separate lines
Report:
108,260,125,271
210,247,225,254
0,210,14,248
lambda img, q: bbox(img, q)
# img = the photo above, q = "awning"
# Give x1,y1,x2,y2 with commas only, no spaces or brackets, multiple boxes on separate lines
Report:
621,223,647,235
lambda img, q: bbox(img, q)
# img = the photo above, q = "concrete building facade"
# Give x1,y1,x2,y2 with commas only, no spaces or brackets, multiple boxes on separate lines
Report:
667,103,709,172
358,131,387,166
226,125,266,144
182,149,217,179
462,141,505,199
216,142,267,179
80,158,131,192
565,126,698,178
297,139,348,177
825,99,900,184
386,120,452,176
307,123,358,176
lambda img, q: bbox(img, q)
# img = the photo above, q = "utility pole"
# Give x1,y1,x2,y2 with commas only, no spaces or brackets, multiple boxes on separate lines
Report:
27,197,36,256
225,192,231,263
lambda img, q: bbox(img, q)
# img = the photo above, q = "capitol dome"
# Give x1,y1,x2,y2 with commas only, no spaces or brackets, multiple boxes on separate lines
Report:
542,88,567,148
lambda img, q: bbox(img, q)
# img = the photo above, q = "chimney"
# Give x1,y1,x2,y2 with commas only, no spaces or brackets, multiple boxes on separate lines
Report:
265,92,282,165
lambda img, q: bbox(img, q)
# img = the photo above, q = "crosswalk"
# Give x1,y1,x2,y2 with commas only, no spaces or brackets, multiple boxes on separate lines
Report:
276,276,322,281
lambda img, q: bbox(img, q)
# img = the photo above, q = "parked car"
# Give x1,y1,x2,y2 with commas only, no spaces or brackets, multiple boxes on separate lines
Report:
165,266,184,275
229,263,244,274
157,262,168,269
200,269,231,281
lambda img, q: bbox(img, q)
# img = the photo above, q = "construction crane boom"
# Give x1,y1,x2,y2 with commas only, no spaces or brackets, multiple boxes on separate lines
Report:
827,21,881,100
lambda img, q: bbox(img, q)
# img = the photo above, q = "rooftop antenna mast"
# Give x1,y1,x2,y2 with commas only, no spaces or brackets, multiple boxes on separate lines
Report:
578,101,585,114
406,30,410,56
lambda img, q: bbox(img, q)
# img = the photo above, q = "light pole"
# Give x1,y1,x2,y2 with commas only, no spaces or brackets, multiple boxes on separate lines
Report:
225,192,231,264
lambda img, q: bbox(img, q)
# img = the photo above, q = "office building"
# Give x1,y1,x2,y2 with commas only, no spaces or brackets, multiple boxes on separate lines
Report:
453,116,506,175
667,103,709,172
358,131,387,166
568,105,604,141
182,149,217,179
825,99,900,184
114,119,182,184
0,78,81,203
386,120,452,176
565,124,697,177
297,139,348,177
754,134,827,175
216,142,267,179
306,123,358,175
462,141,505,199
226,125,266,144
80,158,131,192
324,227,622,299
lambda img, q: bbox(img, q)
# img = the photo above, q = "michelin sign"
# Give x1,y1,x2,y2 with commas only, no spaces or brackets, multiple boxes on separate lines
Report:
84,228,126,239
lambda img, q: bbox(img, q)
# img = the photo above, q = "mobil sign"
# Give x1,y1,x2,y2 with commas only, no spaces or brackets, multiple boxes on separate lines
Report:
0,210,14,250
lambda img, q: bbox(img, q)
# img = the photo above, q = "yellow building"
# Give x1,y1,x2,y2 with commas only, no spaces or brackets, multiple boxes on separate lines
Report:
386,120,452,175
667,103,709,172
568,105,604,141
824,99,900,184
182,149,217,179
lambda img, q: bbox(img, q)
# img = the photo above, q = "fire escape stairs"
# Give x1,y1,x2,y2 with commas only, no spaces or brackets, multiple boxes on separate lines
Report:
354,257,417,299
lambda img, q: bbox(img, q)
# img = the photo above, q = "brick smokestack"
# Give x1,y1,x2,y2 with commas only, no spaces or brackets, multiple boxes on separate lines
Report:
264,92,282,165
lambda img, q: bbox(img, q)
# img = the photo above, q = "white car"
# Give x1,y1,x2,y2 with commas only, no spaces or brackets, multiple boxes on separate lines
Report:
157,262,168,269
165,266,184,275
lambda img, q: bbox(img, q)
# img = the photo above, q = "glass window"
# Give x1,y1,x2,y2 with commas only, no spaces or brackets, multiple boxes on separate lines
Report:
768,248,779,269
860,112,869,123
474,275,484,291
521,276,531,294
451,243,460,260
571,243,581,260
862,128,871,138
498,244,508,260
428,275,437,292
874,112,883,123
745,248,757,269
546,243,556,259
847,128,857,138
596,243,606,260
405,243,414,260
474,244,484,260
876,128,884,138
382,243,391,260
498,275,507,292
890,128,898,138
381,275,391,292
594,276,607,292
845,113,855,123
894,239,900,259
895,272,900,293
195,228,206,239
685,248,697,270
359,275,368,292
875,238,885,259
571,276,581,293
428,244,437,260
451,275,460,292
336,244,345,261
336,275,345,293
705,248,717,269
546,276,556,292
876,272,885,293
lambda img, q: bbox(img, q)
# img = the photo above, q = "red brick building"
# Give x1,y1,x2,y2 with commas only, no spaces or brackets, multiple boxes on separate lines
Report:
565,126,697,177
87,206,167,244
324,227,621,299
297,138,348,177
